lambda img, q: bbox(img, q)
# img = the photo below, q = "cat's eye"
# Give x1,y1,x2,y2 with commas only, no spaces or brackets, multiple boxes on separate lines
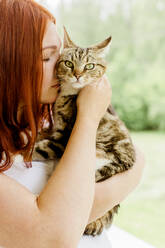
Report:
65,60,74,68
85,63,95,70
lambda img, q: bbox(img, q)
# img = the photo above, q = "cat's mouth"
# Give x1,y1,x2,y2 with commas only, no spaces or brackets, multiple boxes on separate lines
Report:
59,77,86,90
72,82,84,89
71,79,85,89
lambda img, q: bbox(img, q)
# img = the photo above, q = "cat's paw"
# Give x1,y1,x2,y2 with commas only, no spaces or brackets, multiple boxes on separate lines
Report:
95,165,114,182
84,219,104,236
95,170,104,182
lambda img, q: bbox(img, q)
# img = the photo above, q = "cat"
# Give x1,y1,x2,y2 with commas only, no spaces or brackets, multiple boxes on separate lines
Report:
32,27,136,236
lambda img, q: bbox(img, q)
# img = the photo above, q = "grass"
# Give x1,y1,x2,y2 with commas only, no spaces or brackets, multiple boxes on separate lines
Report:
113,131,165,248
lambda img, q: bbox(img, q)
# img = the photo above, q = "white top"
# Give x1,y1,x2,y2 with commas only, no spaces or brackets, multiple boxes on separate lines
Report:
3,157,111,248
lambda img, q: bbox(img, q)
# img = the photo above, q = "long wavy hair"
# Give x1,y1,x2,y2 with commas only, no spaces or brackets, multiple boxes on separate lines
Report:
0,0,56,171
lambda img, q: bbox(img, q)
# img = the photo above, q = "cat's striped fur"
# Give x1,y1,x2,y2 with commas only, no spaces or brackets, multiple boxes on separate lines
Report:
33,28,136,236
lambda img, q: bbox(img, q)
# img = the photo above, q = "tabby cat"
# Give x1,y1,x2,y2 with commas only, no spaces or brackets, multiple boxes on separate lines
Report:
33,27,136,236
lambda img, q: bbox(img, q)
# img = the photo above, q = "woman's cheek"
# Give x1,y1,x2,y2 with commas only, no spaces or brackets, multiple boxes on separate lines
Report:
45,63,52,82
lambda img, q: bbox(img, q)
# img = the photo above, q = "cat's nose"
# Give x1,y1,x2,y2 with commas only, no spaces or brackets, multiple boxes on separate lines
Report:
74,74,82,80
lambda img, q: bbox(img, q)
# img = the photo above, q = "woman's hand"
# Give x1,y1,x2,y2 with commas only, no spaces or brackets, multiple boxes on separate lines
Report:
76,75,112,125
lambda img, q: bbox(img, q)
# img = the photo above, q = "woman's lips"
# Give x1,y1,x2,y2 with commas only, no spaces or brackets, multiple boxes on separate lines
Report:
52,83,60,88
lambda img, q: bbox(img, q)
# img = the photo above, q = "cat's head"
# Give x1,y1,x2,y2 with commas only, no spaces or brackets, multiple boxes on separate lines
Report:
56,27,112,94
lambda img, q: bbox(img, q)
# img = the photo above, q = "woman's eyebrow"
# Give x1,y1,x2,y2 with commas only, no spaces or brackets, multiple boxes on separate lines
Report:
42,45,57,50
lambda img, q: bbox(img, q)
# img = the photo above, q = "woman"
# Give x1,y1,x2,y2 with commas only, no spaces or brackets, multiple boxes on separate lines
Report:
0,0,145,247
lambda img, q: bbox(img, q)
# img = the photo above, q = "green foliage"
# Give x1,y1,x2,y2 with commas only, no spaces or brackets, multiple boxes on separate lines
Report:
109,62,165,131
56,0,165,131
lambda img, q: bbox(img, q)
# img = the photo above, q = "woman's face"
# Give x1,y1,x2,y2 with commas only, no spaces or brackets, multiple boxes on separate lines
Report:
40,21,62,103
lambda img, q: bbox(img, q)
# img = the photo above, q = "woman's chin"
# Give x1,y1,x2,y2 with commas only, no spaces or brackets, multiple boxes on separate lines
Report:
40,91,59,104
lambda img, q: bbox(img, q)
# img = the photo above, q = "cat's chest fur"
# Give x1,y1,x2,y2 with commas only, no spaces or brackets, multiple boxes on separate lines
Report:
52,93,134,173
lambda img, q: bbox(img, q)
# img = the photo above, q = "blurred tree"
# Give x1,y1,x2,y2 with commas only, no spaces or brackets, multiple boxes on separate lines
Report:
57,0,109,46
40,0,165,131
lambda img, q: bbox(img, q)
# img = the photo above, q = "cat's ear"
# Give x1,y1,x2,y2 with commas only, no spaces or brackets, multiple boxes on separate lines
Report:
90,36,112,57
63,26,77,49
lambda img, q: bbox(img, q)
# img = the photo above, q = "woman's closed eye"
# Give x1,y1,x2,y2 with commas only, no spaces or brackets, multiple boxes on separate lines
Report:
43,57,50,62
42,49,56,62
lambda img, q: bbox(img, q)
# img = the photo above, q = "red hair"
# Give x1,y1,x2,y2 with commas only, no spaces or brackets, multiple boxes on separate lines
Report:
0,0,56,171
